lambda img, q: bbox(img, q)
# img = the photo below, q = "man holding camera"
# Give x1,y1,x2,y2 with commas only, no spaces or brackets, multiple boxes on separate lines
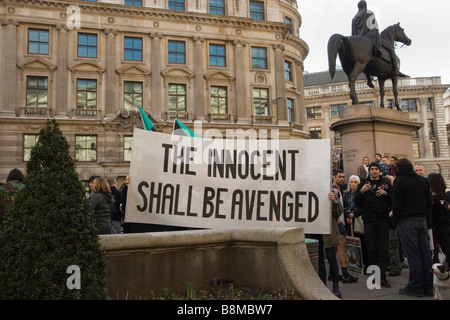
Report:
355,161,393,288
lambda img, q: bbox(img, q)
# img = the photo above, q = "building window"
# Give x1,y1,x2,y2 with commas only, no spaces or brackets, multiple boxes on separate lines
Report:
427,98,434,110
249,1,264,20
287,98,294,123
75,135,97,162
309,127,322,139
28,29,49,55
78,33,97,58
123,81,143,110
24,134,39,161
285,16,293,34
168,84,187,113
306,106,322,120
168,40,186,64
124,136,133,162
26,76,48,108
429,119,436,138
210,86,227,114
77,79,97,109
331,104,346,118
76,79,97,115
209,0,225,15
251,47,267,69
125,0,142,6
124,37,143,61
168,0,184,11
209,44,226,67
253,88,269,116
401,99,418,112
284,61,292,81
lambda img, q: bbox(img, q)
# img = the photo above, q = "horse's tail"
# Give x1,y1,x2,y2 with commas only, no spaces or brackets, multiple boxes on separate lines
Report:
327,34,346,79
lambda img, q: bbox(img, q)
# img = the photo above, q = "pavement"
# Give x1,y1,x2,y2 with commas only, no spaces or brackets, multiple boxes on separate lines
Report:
332,264,450,300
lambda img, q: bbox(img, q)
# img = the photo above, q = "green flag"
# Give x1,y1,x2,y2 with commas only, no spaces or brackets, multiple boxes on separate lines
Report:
173,119,201,137
138,105,157,132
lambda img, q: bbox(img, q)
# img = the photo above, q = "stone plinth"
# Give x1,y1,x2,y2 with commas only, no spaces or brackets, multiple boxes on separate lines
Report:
331,105,422,177
100,228,337,300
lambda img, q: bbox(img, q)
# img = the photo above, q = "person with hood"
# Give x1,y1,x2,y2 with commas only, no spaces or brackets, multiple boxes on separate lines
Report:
89,176,114,234
355,161,392,288
392,158,433,297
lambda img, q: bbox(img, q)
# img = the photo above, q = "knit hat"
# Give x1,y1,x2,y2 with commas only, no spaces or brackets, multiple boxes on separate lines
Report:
368,161,380,170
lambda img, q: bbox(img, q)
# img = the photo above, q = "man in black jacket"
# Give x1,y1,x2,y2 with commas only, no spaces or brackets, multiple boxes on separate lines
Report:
392,158,433,297
355,161,392,288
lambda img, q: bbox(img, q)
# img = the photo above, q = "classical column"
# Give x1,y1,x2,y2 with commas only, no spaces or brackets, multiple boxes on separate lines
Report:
150,32,162,118
419,97,432,158
295,60,307,129
273,44,287,122
55,24,69,118
104,28,118,117
1,19,19,116
233,40,248,123
193,36,205,120
433,95,450,157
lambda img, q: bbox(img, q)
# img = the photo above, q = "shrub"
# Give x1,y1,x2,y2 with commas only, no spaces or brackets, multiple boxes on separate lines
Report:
0,119,108,299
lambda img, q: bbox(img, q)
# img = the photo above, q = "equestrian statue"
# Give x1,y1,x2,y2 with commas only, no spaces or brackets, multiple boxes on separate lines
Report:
328,1,412,110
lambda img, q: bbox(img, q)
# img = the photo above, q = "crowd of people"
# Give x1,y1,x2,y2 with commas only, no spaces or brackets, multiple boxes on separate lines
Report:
312,153,450,299
0,170,130,235
1,151,449,300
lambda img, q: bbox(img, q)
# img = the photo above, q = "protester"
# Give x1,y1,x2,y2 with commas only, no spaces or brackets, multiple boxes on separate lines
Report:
355,161,392,288
86,175,100,199
322,190,345,298
89,177,114,234
427,173,450,266
344,174,369,273
389,156,398,177
392,158,433,297
108,178,124,234
332,169,358,283
414,164,427,177
357,156,369,180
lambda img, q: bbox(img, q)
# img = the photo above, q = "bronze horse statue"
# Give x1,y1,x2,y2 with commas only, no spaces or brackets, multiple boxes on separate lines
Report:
328,23,412,110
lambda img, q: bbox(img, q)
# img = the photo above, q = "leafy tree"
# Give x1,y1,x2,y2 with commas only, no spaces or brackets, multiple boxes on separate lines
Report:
0,119,108,299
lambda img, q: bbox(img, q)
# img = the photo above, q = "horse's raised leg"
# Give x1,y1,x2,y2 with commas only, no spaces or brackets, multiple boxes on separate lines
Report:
379,79,385,108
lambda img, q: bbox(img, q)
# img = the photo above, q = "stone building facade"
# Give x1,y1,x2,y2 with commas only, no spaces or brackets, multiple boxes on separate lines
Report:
0,0,309,185
304,70,450,183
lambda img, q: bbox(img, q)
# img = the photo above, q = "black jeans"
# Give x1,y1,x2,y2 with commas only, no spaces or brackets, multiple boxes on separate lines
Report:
364,221,390,277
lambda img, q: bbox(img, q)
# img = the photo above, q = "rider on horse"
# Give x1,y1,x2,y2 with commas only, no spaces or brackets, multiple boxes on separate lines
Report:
352,1,402,87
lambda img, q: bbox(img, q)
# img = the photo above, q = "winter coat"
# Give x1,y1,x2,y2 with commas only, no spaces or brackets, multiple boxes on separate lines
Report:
392,167,431,227
90,191,114,234
355,177,392,223
110,186,124,222
323,201,343,249
430,191,450,228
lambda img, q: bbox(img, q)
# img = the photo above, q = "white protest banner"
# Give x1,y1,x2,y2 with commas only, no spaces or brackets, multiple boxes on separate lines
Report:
125,128,332,234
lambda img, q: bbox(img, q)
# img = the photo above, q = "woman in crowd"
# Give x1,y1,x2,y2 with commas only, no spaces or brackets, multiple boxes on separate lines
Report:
428,173,450,266
89,177,114,234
